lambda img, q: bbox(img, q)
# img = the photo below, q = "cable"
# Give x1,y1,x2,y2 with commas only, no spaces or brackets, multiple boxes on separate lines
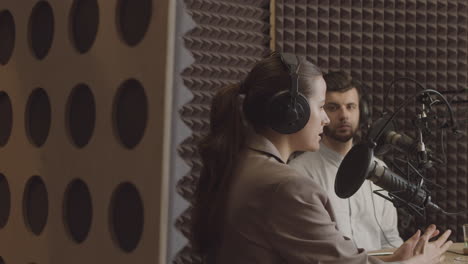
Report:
382,77,426,115
440,209,467,216
380,78,458,170
369,181,400,249
372,88,457,146
440,128,447,164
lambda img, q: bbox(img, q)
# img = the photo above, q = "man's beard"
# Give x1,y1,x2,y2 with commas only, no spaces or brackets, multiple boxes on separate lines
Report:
323,125,356,143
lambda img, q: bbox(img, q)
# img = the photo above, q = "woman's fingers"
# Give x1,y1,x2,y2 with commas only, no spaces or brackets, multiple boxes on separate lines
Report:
440,240,453,252
409,225,453,264
413,225,436,254
430,229,440,239
407,229,421,243
412,230,421,239
413,234,428,254
423,224,437,235
404,230,421,253
433,230,452,248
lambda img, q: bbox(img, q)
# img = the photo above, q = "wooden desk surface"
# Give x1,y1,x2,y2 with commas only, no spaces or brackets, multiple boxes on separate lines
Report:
369,242,467,264
445,243,468,263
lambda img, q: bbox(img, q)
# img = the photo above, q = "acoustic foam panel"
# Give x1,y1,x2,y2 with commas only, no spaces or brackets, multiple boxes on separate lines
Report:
173,0,270,263
275,0,468,242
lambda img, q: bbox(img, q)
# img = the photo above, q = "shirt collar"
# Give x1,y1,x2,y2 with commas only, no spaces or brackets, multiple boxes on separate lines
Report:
246,131,285,164
318,142,344,167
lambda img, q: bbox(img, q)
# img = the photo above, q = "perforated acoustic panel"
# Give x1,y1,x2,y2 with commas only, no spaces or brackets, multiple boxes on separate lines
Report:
0,0,171,263
173,0,270,263
276,0,468,241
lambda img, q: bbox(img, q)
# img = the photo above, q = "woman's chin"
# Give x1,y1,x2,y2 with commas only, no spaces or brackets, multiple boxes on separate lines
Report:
305,143,320,152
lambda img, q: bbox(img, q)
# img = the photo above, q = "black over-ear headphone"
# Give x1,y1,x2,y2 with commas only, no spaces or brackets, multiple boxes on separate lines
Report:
359,92,371,129
266,53,310,134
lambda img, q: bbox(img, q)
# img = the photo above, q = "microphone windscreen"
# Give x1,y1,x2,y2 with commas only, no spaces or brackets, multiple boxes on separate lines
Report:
335,143,374,198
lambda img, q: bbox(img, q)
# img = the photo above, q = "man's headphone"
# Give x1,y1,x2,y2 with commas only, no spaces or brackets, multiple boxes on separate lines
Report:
266,53,310,134
358,90,371,129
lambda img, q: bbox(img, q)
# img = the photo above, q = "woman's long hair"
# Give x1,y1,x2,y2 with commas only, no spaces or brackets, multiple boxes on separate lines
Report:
191,52,322,256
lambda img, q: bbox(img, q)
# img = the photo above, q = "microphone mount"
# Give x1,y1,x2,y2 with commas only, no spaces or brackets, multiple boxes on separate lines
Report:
336,141,463,219
337,78,465,219
373,88,457,170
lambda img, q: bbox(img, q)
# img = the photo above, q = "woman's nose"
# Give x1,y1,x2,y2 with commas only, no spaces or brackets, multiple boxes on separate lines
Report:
322,112,330,126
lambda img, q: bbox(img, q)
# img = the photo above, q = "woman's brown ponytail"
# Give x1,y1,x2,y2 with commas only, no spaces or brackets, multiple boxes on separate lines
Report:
191,83,246,255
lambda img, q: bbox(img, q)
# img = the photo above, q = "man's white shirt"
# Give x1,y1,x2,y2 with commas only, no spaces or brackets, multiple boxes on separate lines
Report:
289,142,403,251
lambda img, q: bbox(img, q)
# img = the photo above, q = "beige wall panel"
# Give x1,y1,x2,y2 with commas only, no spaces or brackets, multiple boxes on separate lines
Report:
0,0,172,263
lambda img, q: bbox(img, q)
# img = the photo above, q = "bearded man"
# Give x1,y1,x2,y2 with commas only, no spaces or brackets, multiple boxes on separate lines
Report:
289,71,404,251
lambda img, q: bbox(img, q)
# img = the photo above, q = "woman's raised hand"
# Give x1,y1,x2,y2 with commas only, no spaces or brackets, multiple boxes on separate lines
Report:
402,224,453,264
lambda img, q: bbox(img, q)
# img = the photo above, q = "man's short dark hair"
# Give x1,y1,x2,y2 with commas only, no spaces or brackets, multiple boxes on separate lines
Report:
323,71,362,96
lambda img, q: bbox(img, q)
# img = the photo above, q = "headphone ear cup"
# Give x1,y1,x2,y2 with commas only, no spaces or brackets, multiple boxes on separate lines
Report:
359,94,371,129
267,91,310,134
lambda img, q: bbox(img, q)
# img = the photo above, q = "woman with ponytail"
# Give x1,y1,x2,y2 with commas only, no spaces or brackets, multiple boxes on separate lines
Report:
191,52,452,264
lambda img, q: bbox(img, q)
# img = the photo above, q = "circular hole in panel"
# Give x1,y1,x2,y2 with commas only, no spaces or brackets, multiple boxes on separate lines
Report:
113,79,148,149
67,84,95,148
70,0,99,53
0,173,11,228
23,176,48,235
117,0,152,46
0,92,12,147
29,1,54,60
110,182,144,252
0,10,15,65
64,179,92,243
26,88,51,147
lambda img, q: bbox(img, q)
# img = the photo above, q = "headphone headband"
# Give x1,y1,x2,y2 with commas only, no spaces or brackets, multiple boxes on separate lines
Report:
266,52,310,134
279,53,299,101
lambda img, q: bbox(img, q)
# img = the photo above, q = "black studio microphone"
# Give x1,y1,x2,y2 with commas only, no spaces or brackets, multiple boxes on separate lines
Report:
367,116,442,164
335,142,444,213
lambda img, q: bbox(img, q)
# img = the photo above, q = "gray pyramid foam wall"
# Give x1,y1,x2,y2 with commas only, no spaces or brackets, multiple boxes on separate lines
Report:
174,0,270,263
276,0,468,242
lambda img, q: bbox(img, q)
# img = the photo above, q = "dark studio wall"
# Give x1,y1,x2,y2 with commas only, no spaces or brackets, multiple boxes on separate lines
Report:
171,0,271,262
274,0,468,241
